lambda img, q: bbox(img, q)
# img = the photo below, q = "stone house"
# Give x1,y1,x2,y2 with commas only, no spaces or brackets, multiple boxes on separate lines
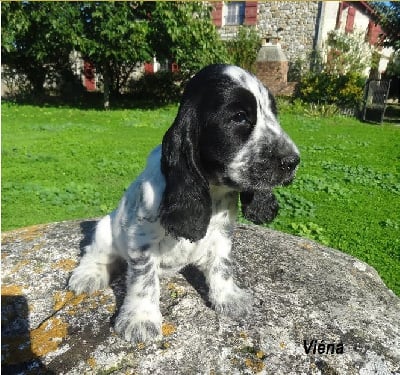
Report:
211,1,393,93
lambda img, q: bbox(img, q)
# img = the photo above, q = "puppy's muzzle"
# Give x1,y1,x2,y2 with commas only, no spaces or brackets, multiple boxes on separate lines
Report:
280,154,300,171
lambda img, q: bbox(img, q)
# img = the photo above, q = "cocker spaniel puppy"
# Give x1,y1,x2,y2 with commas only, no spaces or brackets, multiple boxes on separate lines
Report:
69,64,300,344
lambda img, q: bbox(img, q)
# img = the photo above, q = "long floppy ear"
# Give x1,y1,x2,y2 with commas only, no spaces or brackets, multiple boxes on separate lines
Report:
240,191,279,224
159,103,212,242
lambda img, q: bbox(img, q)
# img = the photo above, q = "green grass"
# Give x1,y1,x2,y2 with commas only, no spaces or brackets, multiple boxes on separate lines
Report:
2,102,399,295
1,103,176,228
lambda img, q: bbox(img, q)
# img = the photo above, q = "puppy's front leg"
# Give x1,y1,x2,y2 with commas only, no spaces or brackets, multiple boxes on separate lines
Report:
115,252,162,343
197,239,253,319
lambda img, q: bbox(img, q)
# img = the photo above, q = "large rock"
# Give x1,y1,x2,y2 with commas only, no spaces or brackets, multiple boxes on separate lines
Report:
2,220,399,374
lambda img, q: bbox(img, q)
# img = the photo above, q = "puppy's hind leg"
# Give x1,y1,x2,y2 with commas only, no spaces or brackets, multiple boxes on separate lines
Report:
69,215,117,294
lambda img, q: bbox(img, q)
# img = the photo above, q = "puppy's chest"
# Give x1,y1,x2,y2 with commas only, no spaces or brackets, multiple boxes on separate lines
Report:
158,196,236,271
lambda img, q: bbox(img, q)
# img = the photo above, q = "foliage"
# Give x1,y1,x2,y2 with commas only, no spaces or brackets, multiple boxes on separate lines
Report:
1,66,32,98
385,50,400,76
325,30,374,75
78,2,152,109
295,31,372,109
1,2,82,95
371,2,400,50
225,26,261,73
2,1,228,108
276,98,341,117
129,71,183,104
302,103,340,118
2,104,399,295
297,71,365,109
288,57,308,82
148,2,228,78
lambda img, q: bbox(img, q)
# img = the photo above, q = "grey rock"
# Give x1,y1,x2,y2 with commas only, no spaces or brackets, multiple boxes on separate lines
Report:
2,220,399,374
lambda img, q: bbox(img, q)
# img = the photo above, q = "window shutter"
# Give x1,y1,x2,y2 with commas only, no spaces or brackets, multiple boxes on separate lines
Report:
368,21,382,45
211,1,223,27
345,6,355,33
244,1,257,26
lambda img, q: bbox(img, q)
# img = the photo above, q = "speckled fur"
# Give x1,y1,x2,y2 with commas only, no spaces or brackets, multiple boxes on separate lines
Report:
69,64,299,344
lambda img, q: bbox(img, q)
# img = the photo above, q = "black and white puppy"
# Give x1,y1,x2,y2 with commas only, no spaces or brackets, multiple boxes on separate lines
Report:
69,64,300,344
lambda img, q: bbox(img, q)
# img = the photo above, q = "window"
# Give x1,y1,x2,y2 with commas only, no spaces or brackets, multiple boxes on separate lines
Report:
212,1,258,28
225,2,245,25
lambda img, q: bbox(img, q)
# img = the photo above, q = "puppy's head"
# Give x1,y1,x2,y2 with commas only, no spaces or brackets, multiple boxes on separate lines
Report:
160,64,299,240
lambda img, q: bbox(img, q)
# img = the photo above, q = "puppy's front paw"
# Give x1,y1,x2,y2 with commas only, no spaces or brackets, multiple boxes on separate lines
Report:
212,285,253,319
114,309,162,344
68,265,109,295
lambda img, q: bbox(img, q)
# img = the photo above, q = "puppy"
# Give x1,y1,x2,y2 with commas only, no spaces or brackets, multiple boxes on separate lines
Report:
69,64,300,343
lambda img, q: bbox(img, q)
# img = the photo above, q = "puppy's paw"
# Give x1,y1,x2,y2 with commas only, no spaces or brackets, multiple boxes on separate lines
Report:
211,285,253,319
114,309,162,344
68,265,109,295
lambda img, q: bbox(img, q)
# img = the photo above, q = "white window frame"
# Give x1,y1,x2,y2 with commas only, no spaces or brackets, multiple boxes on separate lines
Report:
223,2,245,26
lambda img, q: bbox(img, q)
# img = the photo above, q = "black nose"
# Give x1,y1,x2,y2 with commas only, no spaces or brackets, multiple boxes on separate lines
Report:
280,154,300,171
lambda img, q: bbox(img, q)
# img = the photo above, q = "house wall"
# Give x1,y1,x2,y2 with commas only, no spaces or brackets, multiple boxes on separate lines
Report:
315,2,340,50
257,1,320,62
214,1,320,61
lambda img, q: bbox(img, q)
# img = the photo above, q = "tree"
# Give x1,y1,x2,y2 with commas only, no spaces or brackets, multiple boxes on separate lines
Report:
2,2,228,108
78,2,152,109
148,2,228,78
371,2,400,50
1,2,82,96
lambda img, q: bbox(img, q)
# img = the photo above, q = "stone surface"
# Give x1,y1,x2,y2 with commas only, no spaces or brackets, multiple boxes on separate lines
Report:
219,2,320,62
2,220,400,374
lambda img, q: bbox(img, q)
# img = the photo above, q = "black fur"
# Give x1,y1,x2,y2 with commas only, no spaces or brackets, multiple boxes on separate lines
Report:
240,191,279,224
160,102,212,242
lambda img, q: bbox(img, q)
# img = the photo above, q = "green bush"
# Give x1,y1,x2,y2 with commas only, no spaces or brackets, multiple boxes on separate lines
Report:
129,71,182,104
294,30,373,111
276,97,341,118
297,71,365,109
225,26,261,73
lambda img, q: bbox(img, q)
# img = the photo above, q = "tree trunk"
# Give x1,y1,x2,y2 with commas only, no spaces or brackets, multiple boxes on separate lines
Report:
103,62,112,110
27,67,46,98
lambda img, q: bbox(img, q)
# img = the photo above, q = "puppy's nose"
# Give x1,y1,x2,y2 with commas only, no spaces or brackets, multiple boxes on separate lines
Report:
280,154,300,171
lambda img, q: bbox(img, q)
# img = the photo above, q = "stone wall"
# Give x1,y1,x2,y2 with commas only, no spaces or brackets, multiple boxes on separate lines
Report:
218,1,321,62
257,1,321,62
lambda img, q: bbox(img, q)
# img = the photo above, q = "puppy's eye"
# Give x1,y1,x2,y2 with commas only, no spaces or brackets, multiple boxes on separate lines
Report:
232,111,249,124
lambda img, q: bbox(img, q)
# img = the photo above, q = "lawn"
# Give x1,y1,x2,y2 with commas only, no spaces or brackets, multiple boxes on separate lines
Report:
2,102,399,295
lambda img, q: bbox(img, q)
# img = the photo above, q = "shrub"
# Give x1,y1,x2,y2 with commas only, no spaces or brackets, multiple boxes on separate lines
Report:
294,30,373,111
303,103,340,118
325,30,373,75
297,71,365,109
225,26,261,73
128,71,182,104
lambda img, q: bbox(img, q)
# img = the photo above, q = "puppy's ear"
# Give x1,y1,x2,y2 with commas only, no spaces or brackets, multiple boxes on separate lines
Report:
159,103,212,242
240,191,279,224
